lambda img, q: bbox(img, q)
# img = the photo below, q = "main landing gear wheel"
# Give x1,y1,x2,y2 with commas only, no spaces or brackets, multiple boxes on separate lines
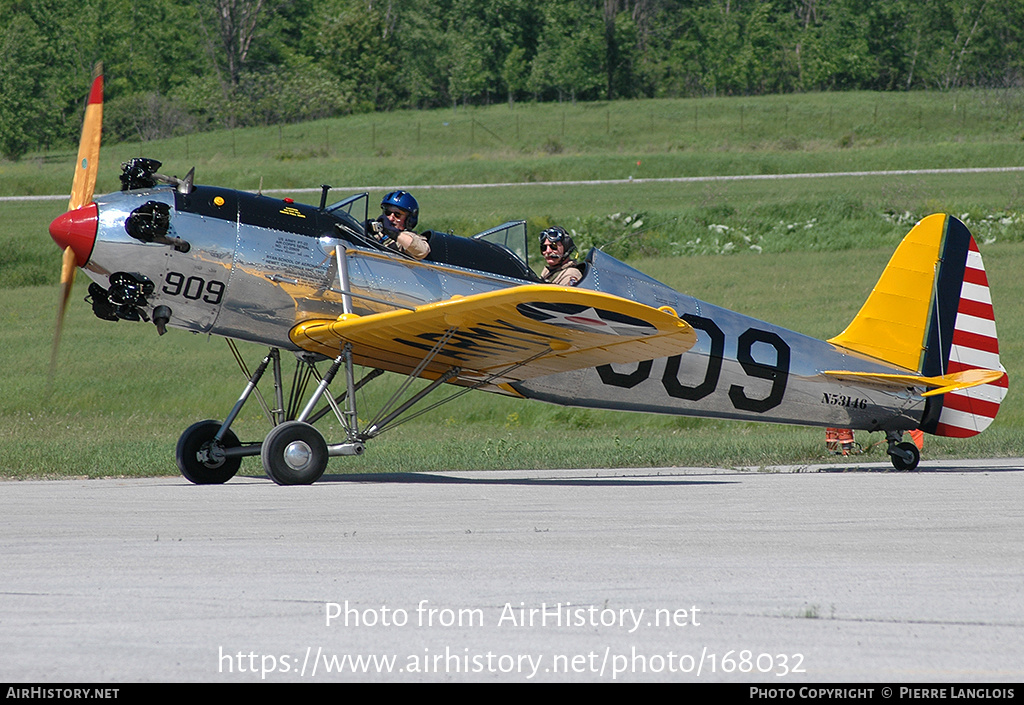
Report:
261,421,329,485
889,441,921,471
176,419,241,484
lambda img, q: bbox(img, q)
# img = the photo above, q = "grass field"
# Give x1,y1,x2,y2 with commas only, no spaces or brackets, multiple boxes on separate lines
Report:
5,88,1024,195
1,89,1022,478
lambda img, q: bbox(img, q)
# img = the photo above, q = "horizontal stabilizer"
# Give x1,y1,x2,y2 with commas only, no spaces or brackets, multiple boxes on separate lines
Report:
291,284,696,383
823,368,1005,397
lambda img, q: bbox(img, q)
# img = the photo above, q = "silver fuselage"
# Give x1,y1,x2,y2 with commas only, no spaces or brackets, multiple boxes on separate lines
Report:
83,185,925,434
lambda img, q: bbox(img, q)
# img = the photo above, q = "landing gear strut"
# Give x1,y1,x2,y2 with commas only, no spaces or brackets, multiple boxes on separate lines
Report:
176,335,480,486
176,344,373,485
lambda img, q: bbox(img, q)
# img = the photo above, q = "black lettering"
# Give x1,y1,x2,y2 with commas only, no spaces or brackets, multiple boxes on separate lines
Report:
728,329,790,412
183,276,204,300
395,325,534,362
394,337,475,362
597,360,653,388
161,271,226,306
163,271,184,296
662,314,725,400
204,280,225,305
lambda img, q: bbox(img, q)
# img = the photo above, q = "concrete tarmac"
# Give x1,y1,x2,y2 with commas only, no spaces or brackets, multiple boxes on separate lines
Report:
2,458,1022,683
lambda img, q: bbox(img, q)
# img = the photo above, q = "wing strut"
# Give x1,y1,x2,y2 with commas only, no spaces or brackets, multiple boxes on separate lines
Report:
335,245,353,315
366,326,462,435
362,341,560,437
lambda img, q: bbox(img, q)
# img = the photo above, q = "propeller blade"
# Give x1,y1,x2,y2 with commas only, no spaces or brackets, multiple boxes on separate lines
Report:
51,63,103,390
68,63,103,211
49,246,78,385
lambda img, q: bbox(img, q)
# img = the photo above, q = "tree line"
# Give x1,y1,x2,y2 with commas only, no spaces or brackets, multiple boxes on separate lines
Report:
2,0,1022,159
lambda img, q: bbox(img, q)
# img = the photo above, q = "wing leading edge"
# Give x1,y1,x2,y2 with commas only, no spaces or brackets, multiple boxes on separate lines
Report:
290,284,696,383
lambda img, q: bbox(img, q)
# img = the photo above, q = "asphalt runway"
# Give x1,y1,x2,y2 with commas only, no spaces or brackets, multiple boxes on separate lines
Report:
2,458,1022,683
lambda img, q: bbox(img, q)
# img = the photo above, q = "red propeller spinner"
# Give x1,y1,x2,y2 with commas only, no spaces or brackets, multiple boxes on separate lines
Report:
49,203,98,268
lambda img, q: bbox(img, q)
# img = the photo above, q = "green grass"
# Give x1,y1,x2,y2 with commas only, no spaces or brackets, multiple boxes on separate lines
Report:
2,89,1023,478
5,89,1024,197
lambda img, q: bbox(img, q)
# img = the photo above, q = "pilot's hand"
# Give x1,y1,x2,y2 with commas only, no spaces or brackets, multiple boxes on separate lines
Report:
378,216,401,239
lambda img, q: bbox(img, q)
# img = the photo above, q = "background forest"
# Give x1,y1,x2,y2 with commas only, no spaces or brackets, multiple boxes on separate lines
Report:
2,0,1023,160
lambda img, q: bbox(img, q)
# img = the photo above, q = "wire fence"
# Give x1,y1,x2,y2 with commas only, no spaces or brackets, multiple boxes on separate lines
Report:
145,90,1024,162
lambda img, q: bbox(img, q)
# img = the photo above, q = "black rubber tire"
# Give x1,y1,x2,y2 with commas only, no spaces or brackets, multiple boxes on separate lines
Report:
261,421,329,485
889,441,921,471
176,419,241,484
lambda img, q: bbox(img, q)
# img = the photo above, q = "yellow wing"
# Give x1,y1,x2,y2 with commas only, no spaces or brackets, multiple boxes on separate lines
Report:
291,284,696,384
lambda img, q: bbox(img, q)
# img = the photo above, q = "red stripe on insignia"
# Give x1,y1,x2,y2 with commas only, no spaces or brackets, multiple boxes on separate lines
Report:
564,316,606,325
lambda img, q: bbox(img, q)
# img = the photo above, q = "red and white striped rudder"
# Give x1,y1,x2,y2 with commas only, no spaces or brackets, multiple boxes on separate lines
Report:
921,220,1008,438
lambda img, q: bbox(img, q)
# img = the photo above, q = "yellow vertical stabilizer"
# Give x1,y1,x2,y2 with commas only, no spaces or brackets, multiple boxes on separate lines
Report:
827,214,946,371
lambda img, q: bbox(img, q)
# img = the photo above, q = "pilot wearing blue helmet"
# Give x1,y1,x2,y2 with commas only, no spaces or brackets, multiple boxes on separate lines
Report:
368,190,430,260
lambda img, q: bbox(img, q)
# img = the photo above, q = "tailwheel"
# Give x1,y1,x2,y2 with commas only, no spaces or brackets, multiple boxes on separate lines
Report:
888,441,921,471
176,420,242,484
261,421,328,485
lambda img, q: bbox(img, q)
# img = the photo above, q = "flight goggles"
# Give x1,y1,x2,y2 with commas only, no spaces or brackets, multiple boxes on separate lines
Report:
539,227,568,243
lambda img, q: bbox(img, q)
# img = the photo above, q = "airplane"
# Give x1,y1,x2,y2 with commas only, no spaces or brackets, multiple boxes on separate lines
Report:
47,67,1008,484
